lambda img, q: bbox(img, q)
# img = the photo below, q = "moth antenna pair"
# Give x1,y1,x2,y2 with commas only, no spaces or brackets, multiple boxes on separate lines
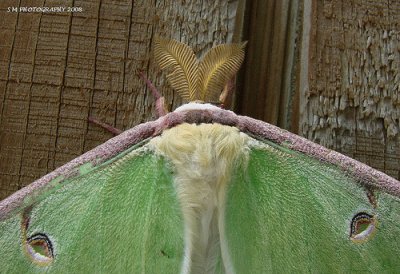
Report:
144,37,246,112
153,36,247,103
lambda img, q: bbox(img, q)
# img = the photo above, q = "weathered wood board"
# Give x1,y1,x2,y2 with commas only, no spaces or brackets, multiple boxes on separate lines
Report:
0,0,242,199
235,0,300,130
299,0,400,179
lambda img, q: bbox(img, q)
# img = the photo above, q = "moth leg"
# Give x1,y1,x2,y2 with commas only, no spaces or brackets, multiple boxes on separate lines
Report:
219,76,235,109
137,71,168,117
88,71,166,135
87,117,122,135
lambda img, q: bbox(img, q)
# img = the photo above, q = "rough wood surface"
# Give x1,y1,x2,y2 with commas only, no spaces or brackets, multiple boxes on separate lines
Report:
299,0,400,179
0,0,242,200
236,0,300,130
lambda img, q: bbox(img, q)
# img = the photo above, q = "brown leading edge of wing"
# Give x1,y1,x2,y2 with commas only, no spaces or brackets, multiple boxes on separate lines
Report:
1,105,400,220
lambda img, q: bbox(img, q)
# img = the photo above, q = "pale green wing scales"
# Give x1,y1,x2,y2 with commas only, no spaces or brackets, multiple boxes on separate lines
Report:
225,138,400,273
0,142,184,273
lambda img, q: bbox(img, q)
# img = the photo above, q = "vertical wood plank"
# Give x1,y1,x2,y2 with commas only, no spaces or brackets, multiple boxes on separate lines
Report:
235,0,300,129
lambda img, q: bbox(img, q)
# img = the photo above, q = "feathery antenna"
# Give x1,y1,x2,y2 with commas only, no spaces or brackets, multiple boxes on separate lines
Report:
154,37,246,103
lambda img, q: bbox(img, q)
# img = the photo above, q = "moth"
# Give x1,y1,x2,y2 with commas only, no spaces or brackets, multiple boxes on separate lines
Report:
1,37,399,273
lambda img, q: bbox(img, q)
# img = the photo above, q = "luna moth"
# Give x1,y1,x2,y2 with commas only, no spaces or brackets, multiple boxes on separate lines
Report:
0,37,399,274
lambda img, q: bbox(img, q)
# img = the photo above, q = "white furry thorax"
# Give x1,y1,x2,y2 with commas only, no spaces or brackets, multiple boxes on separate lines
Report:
173,102,236,115
149,122,250,274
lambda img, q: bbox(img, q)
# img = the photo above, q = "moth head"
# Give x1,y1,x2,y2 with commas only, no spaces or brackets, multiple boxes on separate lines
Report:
153,36,247,104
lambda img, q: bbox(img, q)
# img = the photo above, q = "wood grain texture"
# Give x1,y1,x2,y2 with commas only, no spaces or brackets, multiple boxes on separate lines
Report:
235,0,300,129
0,0,242,199
299,0,400,179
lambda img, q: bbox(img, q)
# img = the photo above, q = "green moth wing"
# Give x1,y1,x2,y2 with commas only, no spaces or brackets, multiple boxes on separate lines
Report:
0,133,185,272
226,138,400,273
1,104,399,273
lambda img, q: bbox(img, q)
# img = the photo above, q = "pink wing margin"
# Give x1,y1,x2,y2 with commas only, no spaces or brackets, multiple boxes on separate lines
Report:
1,108,399,220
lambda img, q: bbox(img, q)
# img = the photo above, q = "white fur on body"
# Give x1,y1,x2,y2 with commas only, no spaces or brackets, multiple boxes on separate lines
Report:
150,121,250,274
